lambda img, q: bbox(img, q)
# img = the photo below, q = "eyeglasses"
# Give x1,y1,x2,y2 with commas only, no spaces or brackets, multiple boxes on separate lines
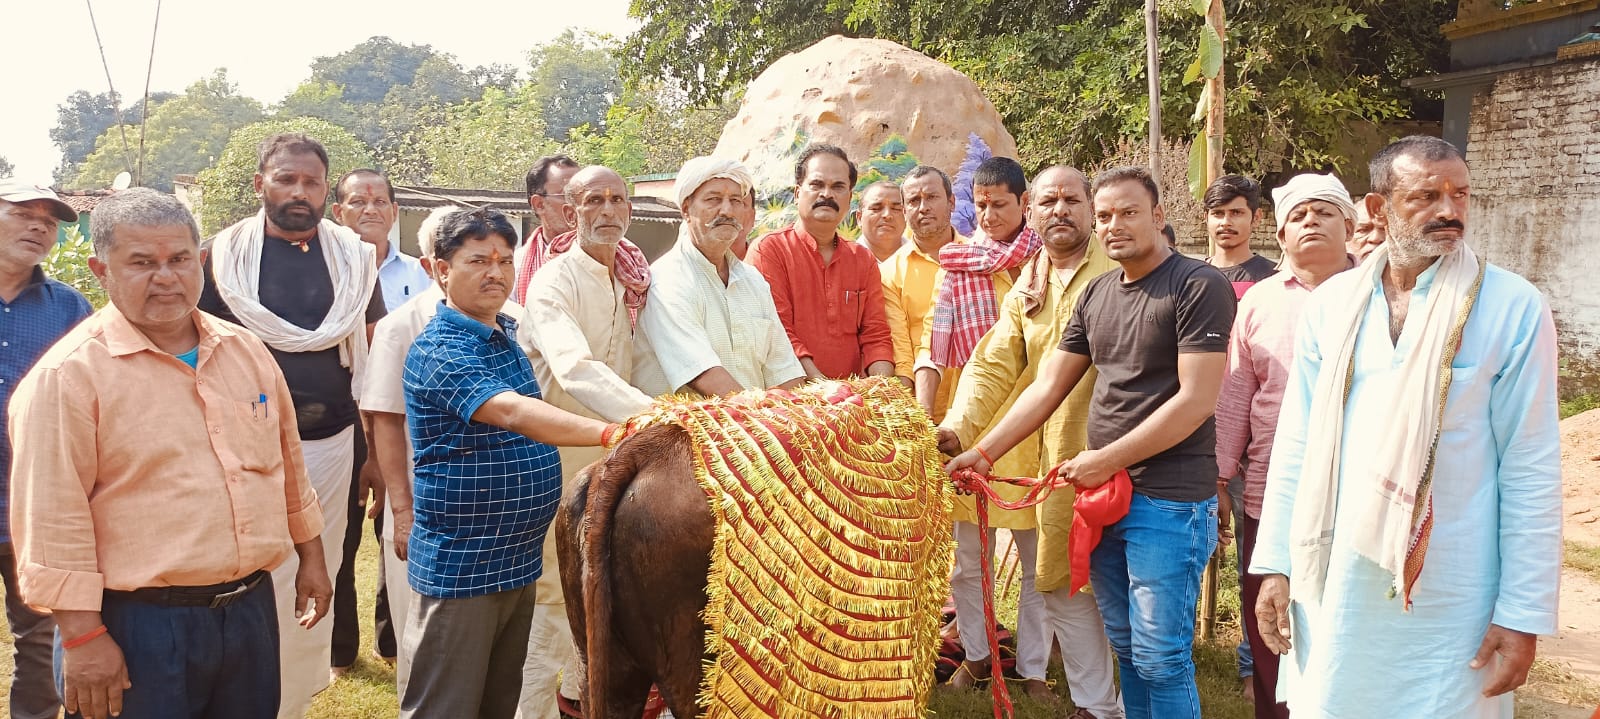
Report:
531,193,568,204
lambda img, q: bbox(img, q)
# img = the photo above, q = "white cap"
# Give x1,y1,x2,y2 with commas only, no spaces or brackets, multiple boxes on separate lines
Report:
0,181,77,222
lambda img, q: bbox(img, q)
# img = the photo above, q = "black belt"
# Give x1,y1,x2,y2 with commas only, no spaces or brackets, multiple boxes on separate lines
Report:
107,570,268,609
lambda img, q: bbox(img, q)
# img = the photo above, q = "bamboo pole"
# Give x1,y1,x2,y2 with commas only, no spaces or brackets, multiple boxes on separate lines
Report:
1199,0,1228,641
1145,0,1162,177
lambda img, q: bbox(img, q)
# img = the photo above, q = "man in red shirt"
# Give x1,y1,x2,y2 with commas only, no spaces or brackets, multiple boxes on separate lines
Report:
748,144,894,380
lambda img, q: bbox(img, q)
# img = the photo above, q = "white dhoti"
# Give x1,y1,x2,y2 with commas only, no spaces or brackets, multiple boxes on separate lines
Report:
382,497,415,700
1042,588,1125,718
517,445,600,719
951,524,1049,679
273,426,354,719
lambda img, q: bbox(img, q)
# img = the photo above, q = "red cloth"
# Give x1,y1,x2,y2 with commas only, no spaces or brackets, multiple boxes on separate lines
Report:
747,224,895,379
1067,469,1133,596
546,233,653,326
928,227,1041,367
512,226,565,304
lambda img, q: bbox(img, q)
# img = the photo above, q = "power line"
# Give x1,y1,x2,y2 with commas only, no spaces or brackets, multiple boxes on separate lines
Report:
136,0,163,187
83,0,135,179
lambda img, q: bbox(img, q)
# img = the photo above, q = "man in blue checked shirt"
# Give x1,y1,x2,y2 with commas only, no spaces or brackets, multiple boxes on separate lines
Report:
399,207,611,719
0,180,91,719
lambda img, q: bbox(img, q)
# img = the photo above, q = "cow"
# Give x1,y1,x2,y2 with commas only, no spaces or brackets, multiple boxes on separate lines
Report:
556,423,711,719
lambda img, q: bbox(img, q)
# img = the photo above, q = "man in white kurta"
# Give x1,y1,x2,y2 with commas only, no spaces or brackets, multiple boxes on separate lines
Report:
1251,136,1561,719
633,157,805,398
517,166,656,719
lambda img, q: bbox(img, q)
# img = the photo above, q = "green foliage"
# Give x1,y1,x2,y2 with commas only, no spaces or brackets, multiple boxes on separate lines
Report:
567,81,735,176
69,70,264,192
194,117,374,234
527,30,624,142
397,86,563,191
49,90,176,183
42,224,107,310
1561,393,1600,420
623,0,1452,180
309,37,440,106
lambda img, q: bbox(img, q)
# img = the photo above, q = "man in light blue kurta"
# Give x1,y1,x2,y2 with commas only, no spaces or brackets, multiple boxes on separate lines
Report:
1251,136,1562,719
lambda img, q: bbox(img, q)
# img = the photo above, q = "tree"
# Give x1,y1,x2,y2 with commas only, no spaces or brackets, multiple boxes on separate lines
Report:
568,81,735,175
308,37,440,106
194,117,375,234
50,89,175,181
69,69,263,192
0,155,13,179
277,81,359,129
621,0,1452,180
527,30,624,142
395,85,563,190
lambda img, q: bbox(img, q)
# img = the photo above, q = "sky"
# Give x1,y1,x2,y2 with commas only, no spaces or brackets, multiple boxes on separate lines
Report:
1,0,639,184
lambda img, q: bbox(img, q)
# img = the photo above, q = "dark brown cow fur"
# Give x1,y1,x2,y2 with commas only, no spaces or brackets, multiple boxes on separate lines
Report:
556,424,714,719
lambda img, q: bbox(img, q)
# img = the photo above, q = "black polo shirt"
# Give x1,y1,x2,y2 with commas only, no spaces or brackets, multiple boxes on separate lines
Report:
199,233,386,440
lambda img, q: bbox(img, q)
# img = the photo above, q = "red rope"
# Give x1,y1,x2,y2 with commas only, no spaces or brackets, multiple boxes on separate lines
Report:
948,465,1075,719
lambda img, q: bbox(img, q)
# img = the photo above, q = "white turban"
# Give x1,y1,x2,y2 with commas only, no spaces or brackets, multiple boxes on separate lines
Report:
1271,172,1356,234
675,156,754,209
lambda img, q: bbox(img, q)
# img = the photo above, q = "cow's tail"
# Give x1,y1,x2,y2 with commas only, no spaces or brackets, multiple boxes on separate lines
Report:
580,424,669,717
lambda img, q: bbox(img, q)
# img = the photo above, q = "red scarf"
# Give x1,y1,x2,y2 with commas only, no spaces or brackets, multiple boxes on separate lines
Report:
547,232,652,326
927,227,1042,367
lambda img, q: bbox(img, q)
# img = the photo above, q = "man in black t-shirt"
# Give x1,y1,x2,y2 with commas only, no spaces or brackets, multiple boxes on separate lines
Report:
1203,175,1277,299
198,132,385,719
948,166,1233,719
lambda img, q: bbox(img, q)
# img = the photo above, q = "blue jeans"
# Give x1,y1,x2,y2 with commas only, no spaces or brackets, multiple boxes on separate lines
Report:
56,574,281,719
1090,493,1217,719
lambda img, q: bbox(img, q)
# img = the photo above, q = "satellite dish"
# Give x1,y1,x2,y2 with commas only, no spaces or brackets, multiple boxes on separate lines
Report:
112,172,132,191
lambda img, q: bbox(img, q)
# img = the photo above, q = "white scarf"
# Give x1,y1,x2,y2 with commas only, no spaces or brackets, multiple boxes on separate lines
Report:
212,210,377,398
1287,240,1484,607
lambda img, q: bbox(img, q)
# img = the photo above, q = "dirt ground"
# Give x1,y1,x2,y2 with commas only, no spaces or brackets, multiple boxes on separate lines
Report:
1541,410,1600,699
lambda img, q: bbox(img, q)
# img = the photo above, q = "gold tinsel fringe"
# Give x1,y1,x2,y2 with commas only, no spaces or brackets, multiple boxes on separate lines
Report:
621,378,953,719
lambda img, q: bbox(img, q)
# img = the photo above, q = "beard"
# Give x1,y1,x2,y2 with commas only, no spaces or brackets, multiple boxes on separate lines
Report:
266,198,325,233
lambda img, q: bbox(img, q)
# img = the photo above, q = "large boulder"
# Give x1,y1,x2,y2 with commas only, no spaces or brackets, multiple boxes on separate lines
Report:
715,35,1016,203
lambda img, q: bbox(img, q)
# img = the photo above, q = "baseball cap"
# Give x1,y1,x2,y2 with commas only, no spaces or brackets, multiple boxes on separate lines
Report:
0,181,78,223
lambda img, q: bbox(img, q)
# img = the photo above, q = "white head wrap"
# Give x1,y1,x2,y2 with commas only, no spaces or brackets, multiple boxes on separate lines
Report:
675,156,755,209
1270,172,1356,234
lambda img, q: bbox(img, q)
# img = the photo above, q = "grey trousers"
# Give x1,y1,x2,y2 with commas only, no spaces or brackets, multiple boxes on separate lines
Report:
2,544,60,719
400,583,538,719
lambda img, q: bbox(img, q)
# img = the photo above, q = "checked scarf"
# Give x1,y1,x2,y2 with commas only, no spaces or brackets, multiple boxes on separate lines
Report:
928,227,1041,367
547,232,653,326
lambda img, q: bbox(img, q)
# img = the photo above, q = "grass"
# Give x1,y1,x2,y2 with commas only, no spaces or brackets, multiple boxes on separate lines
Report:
1560,393,1599,420
2,522,1593,717
1566,540,1600,583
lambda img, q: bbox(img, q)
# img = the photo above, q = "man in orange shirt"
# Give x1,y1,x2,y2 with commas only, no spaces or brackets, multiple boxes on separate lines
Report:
8,188,331,719
747,144,894,380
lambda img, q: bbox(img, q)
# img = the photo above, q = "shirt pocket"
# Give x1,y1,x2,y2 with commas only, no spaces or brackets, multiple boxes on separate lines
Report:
232,398,284,473
1440,365,1487,433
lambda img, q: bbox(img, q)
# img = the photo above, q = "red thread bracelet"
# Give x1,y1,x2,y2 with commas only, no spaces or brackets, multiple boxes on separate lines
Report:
601,423,621,447
62,624,107,650
975,446,996,470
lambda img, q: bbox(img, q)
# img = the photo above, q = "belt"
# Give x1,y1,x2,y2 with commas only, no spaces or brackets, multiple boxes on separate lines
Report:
107,570,268,609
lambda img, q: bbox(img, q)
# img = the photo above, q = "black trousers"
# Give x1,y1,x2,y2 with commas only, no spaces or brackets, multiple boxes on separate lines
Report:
331,424,397,666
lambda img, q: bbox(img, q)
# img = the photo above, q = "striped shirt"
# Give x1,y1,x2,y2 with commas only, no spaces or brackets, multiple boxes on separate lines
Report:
403,303,561,598
0,268,91,544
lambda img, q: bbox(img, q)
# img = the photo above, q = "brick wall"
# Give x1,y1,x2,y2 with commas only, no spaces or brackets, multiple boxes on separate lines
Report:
1466,55,1600,395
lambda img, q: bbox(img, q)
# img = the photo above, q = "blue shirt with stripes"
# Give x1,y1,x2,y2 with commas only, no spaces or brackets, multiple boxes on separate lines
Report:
0,269,91,545
402,302,562,598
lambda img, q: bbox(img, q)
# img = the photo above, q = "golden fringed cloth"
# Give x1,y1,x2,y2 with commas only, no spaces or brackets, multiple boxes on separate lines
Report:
614,377,954,719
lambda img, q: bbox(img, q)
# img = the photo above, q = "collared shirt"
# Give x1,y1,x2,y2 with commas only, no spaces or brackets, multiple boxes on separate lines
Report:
747,224,894,379
881,238,956,419
0,267,91,544
403,304,560,599
522,247,652,423
1214,264,1350,518
8,306,322,611
360,284,521,543
633,231,805,396
376,241,433,312
942,246,1118,587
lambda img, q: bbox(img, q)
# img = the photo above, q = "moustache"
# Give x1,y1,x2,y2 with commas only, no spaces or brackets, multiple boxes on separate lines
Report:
282,201,316,213
811,198,839,211
1046,218,1077,230
1422,219,1465,234
710,215,742,228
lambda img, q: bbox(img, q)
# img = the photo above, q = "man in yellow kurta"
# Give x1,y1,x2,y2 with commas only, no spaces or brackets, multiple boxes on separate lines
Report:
938,167,1124,718
881,166,982,422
